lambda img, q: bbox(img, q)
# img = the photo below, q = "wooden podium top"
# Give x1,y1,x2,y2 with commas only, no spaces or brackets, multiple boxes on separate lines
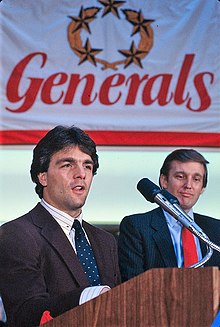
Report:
44,267,220,327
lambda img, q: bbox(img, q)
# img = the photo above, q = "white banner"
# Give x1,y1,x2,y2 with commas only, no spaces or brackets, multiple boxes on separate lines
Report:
0,0,219,145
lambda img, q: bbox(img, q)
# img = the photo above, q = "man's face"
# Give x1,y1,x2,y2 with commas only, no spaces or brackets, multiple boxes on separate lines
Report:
38,145,94,217
160,160,205,212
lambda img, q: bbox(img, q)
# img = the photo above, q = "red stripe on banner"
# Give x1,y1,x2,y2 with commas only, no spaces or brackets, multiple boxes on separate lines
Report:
0,130,219,147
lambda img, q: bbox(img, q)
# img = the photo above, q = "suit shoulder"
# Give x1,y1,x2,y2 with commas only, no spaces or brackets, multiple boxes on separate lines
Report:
194,213,220,241
120,207,162,227
0,204,47,246
1,213,31,232
194,213,220,225
1,203,43,228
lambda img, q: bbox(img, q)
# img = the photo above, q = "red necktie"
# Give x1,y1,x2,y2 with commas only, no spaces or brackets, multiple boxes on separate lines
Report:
182,226,198,267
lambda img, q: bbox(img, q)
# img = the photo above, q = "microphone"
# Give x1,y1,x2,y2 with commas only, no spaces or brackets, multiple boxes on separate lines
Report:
137,178,220,266
137,178,204,234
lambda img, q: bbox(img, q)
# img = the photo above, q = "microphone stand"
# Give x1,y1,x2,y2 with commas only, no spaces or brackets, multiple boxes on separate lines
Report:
184,225,213,268
158,190,220,268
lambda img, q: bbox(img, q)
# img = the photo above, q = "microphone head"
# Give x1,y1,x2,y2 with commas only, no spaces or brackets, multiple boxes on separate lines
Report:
137,178,161,203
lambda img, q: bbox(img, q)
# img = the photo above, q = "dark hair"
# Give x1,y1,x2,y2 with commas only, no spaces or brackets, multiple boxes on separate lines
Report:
159,149,209,188
30,125,99,198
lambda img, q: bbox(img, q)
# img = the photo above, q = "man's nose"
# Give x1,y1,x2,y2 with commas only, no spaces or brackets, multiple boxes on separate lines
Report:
73,165,86,179
184,178,192,188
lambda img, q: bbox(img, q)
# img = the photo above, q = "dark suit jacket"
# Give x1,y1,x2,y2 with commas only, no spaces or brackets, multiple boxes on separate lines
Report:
0,203,121,327
118,207,220,282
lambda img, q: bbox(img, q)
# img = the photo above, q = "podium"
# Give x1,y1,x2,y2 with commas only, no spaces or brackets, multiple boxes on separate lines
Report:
44,267,219,327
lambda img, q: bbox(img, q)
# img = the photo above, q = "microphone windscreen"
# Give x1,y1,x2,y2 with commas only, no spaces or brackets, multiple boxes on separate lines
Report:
137,178,161,203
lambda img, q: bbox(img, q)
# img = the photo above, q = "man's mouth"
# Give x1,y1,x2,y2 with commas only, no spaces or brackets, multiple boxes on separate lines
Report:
72,183,86,192
181,192,193,198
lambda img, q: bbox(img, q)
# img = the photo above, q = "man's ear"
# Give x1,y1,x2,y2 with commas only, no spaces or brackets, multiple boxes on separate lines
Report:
159,174,168,189
38,172,48,187
200,187,205,195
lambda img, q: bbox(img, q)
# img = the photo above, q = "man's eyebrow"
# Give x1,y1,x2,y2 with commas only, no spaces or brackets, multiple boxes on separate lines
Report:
175,170,203,177
174,170,185,174
55,157,94,165
84,159,94,165
55,157,74,165
193,172,203,177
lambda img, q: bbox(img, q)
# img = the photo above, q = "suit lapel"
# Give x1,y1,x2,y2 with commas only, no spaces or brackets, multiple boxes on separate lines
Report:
151,208,178,267
31,203,89,286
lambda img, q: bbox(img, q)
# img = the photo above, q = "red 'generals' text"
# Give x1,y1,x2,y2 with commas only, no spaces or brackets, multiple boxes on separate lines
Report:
6,52,214,113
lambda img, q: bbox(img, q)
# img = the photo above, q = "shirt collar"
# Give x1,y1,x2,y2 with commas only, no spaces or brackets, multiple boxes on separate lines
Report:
41,199,83,233
163,208,194,228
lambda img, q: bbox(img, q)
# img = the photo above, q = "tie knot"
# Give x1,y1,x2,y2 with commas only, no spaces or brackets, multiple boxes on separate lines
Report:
72,219,81,231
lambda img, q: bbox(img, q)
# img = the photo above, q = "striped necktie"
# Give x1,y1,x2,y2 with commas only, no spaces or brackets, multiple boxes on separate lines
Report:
72,219,101,286
182,226,198,267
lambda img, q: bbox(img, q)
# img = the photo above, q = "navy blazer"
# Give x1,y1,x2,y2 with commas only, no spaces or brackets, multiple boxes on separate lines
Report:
0,203,121,327
118,207,220,282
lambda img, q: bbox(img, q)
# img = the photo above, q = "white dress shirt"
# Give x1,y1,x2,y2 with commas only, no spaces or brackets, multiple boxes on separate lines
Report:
40,199,110,304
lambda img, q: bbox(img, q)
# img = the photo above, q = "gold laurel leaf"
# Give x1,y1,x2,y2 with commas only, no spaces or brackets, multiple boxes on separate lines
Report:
84,7,101,18
123,9,141,24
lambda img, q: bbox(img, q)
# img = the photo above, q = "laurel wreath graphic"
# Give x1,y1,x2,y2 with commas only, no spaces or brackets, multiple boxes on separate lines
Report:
67,0,155,70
